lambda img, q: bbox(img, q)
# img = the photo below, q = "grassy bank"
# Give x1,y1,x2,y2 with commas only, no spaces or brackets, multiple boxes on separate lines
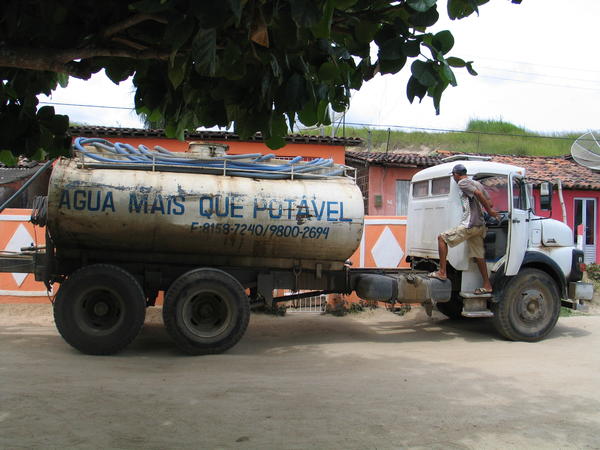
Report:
305,119,584,156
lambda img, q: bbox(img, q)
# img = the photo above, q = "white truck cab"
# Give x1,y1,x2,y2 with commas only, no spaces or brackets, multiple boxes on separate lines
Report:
405,156,592,341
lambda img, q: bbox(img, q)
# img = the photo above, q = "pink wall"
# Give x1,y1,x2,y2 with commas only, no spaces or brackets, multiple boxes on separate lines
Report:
367,166,422,215
533,188,600,261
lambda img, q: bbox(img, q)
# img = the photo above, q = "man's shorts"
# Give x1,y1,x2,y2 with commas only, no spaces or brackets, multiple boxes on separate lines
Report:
440,225,486,259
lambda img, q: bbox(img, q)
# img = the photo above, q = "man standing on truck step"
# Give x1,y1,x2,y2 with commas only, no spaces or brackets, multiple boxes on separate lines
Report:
429,163,500,294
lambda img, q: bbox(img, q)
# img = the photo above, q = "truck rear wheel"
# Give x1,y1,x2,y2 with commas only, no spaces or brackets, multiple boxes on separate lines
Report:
53,264,146,355
492,268,560,342
162,268,250,355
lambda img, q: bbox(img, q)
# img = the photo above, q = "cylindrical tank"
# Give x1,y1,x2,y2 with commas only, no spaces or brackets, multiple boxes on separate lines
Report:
47,158,364,269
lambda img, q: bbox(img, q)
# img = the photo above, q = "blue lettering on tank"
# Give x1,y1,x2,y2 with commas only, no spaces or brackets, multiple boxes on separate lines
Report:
151,194,165,214
269,199,282,219
326,201,339,222
199,196,213,218
102,192,115,212
59,190,70,209
339,202,352,222
87,191,101,212
73,190,86,210
215,195,229,217
253,199,267,218
312,200,325,220
171,195,185,215
129,193,149,213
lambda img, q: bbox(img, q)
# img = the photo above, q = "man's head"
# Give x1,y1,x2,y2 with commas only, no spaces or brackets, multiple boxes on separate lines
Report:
451,163,467,181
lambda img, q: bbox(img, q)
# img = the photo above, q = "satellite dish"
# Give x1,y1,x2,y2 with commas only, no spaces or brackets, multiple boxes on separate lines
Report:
571,131,600,170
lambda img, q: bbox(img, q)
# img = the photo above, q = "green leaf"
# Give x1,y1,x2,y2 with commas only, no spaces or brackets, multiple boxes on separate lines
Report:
298,101,318,126
406,76,427,103
440,64,457,86
378,37,405,61
0,150,18,167
105,58,135,84
290,0,321,28
447,57,466,68
318,62,339,82
411,60,437,87
316,99,330,124
431,81,449,114
37,105,55,121
164,16,195,51
379,57,407,75
56,73,69,88
407,0,437,13
432,30,454,54
403,39,421,57
266,134,286,150
466,61,478,76
312,0,335,38
447,0,489,20
333,0,358,9
47,114,69,135
168,58,186,89
192,28,217,76
409,6,439,27
31,148,48,162
354,21,378,44
226,0,244,23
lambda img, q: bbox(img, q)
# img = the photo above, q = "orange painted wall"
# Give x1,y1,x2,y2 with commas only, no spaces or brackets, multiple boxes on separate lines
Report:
367,166,421,215
1,211,409,304
0,209,52,304
74,136,346,164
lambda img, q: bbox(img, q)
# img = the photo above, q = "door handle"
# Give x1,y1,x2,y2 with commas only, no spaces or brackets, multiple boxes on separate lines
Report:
512,219,520,224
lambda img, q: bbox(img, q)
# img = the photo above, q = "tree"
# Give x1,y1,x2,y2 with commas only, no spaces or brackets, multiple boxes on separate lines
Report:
0,0,520,161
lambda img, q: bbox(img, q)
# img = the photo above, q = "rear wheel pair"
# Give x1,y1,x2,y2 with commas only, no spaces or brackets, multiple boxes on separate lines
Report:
54,265,249,355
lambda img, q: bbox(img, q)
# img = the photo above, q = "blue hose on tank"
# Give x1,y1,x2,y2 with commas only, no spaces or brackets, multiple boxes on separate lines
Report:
72,137,346,179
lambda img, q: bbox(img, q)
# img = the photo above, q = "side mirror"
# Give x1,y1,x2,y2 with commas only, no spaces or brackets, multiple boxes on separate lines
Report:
539,182,553,211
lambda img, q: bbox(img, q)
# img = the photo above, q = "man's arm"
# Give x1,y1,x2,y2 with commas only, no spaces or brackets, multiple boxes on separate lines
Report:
474,189,499,219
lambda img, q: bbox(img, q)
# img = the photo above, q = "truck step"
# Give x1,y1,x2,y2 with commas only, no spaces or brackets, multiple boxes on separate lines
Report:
460,294,494,318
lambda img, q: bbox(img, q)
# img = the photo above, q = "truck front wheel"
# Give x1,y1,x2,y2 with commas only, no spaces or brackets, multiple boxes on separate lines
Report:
492,268,560,342
162,268,250,355
53,264,147,355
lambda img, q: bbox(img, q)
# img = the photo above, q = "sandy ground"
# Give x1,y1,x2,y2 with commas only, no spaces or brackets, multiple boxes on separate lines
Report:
1,304,600,449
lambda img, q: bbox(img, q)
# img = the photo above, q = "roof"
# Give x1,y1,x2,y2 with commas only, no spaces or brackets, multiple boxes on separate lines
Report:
69,125,363,147
345,150,441,167
0,164,45,185
348,149,600,190
439,152,600,190
412,159,525,182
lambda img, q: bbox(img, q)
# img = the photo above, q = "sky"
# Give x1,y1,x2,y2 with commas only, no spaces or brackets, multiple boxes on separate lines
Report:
39,0,600,136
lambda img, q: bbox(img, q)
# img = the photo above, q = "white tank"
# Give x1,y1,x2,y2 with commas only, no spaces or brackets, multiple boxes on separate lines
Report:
47,158,364,269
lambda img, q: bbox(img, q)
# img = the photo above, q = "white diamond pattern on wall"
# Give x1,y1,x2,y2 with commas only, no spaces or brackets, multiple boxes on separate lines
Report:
371,226,403,268
4,224,34,286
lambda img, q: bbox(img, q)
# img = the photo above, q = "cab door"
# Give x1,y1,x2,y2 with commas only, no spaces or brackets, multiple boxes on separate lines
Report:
505,173,529,276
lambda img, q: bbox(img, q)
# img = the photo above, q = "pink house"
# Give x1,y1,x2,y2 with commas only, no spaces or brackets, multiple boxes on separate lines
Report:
346,150,600,263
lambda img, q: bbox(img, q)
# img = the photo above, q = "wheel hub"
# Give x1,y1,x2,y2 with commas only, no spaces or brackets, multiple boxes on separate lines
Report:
519,290,545,322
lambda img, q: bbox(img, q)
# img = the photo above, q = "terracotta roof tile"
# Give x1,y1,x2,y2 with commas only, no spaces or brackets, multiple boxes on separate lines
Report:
69,125,363,147
345,150,441,167
436,151,600,190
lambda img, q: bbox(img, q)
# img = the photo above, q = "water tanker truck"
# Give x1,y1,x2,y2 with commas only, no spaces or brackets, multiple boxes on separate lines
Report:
0,139,592,354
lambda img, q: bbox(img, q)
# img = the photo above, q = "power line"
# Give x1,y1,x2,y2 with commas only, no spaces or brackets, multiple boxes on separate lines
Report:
342,121,592,142
478,75,600,92
479,66,600,86
462,55,600,74
39,101,133,110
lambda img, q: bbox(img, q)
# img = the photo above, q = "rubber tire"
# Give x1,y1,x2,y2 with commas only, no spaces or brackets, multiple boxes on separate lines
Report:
163,268,250,355
492,268,560,342
436,293,464,320
53,264,146,355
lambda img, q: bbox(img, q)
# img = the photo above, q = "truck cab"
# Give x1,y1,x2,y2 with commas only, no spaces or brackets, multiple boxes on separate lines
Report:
405,156,592,341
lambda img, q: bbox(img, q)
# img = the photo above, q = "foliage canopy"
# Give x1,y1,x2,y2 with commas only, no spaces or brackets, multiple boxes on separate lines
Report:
0,0,520,159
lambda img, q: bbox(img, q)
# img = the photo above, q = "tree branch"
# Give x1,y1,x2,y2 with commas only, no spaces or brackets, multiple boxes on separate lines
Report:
103,13,168,38
0,46,169,79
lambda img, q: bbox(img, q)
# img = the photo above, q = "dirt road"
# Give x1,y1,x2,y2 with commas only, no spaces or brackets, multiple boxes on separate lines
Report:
1,305,599,449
